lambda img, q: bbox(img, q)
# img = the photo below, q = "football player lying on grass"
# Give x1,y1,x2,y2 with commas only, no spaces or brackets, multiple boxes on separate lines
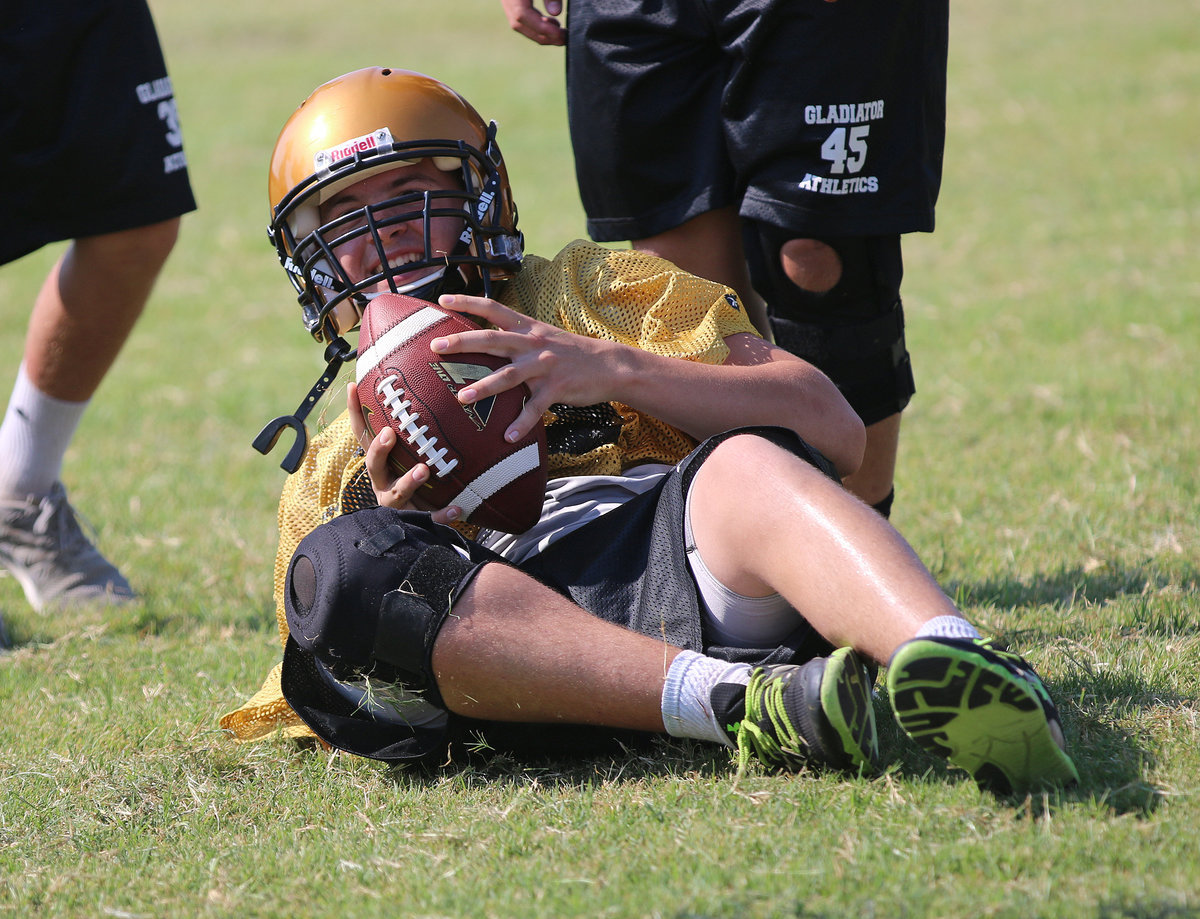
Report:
222,66,1079,796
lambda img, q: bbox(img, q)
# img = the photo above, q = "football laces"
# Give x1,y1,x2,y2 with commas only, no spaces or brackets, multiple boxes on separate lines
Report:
375,373,459,478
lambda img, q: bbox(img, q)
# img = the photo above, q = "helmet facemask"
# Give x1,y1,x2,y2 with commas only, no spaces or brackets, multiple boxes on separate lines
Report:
270,124,523,346
256,68,524,474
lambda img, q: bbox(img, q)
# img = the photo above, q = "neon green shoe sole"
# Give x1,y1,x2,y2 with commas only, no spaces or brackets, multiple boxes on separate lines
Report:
819,646,881,773
886,637,1080,795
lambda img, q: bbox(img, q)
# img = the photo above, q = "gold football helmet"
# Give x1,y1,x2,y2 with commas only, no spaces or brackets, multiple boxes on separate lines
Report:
268,67,523,344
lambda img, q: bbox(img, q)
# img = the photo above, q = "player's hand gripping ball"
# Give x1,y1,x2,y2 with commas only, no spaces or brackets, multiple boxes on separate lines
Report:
355,293,548,533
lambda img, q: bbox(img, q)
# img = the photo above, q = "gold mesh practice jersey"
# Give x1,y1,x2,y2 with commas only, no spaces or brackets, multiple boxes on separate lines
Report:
219,240,759,743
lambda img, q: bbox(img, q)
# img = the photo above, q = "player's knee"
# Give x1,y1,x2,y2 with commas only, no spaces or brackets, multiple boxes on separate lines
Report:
695,428,842,496
745,223,902,319
779,238,842,294
75,217,182,278
700,433,780,488
123,217,183,265
744,224,914,426
284,506,488,708
694,434,806,533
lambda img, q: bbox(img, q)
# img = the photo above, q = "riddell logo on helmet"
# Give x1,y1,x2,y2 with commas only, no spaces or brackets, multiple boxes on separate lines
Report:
283,256,335,290
314,128,395,174
458,190,495,245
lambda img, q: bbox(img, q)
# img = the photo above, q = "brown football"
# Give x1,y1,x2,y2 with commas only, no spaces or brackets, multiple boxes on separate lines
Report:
355,293,547,533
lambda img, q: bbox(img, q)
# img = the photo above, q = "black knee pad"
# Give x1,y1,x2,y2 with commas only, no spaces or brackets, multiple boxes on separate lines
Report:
283,506,487,707
744,224,915,425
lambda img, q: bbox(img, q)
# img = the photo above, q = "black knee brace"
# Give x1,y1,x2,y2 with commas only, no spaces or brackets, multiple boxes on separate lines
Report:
871,487,895,519
283,507,489,708
744,224,915,426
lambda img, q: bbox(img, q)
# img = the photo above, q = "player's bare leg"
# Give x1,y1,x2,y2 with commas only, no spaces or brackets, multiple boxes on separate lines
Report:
23,219,180,401
434,431,960,755
777,237,901,510
0,219,180,610
430,553,879,775
685,433,1079,791
686,432,958,664
432,561,676,730
842,413,901,510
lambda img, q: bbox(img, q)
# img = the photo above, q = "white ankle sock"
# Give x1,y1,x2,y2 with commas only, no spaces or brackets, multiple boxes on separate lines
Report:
0,363,87,498
915,615,982,641
661,650,752,747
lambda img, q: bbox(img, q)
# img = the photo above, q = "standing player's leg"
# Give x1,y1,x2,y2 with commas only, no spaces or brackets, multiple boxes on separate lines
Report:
0,220,181,610
24,220,181,403
0,0,194,612
722,0,949,517
745,229,911,514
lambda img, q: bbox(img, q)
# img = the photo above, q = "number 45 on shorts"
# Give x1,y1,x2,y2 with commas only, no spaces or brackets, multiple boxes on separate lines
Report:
821,125,870,175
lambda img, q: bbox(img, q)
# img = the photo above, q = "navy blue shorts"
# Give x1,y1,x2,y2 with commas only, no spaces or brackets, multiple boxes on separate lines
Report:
0,0,197,265
566,0,948,242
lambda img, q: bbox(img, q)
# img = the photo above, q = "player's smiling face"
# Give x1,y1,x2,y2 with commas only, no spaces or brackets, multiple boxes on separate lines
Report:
319,160,466,294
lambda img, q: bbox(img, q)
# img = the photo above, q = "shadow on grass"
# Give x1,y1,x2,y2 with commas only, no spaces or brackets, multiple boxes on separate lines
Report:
943,559,1200,817
873,690,1164,818
946,559,1198,629
383,727,734,791
1094,899,1200,919
374,692,1165,819
366,707,1104,817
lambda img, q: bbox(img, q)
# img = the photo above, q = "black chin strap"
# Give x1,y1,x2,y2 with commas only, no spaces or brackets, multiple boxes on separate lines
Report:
255,258,477,476
253,336,355,474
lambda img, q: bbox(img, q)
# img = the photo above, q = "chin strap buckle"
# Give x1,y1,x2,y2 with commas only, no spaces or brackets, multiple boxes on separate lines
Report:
253,337,355,474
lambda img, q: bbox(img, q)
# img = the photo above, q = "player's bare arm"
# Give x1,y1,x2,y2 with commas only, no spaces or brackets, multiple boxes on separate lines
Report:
500,0,566,45
436,294,866,477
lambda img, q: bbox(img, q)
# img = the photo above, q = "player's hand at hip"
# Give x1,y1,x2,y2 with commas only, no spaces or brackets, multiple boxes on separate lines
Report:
347,381,464,524
435,293,614,444
500,0,566,45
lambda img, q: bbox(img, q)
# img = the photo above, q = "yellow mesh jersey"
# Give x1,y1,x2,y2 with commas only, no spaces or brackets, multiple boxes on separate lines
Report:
218,413,376,742
219,240,758,743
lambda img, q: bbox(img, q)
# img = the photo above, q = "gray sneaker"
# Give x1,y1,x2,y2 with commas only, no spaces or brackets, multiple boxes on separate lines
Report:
0,482,135,611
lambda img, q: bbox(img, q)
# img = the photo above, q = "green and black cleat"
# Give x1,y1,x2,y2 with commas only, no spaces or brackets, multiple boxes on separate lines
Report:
713,647,880,777
886,637,1080,795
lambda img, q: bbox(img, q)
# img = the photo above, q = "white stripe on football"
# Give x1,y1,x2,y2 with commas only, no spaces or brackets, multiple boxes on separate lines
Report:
356,306,449,383
449,442,544,517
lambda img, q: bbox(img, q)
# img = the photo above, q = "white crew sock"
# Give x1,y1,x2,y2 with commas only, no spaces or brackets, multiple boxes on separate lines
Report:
915,615,982,641
661,650,752,747
0,363,88,498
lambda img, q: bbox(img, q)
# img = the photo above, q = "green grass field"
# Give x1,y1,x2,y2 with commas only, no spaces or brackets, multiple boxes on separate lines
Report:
1,1,1198,915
